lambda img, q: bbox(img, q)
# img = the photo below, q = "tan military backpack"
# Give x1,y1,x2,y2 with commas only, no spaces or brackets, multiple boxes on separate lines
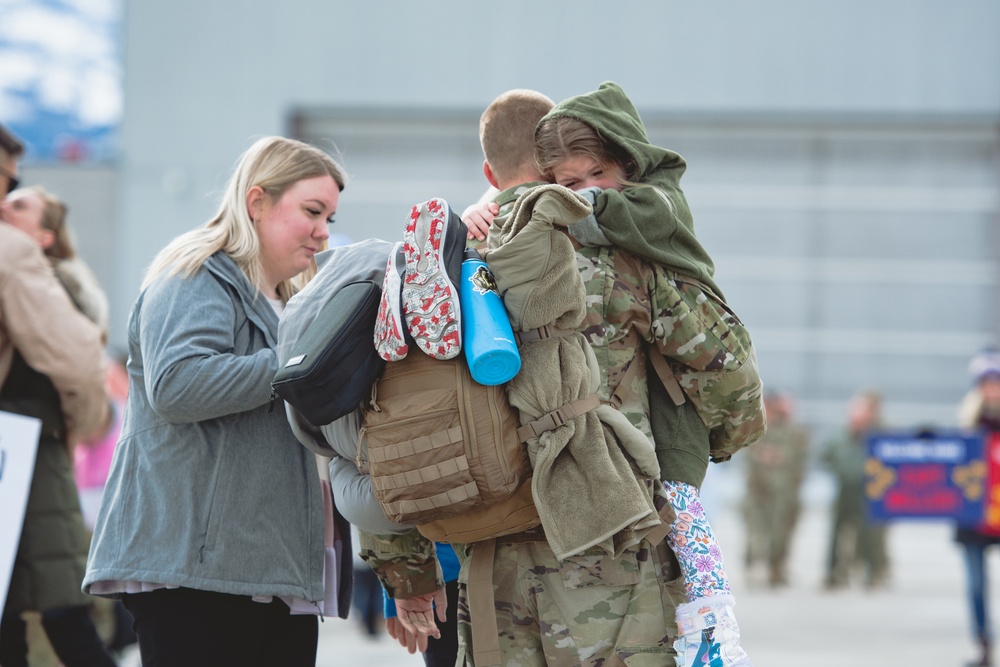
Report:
358,349,539,543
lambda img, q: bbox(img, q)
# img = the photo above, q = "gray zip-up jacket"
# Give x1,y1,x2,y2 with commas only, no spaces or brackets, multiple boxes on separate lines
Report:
84,252,330,606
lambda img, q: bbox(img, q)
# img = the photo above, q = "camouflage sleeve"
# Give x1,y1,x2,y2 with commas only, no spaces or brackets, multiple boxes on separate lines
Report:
357,528,443,600
647,267,766,461
647,269,747,372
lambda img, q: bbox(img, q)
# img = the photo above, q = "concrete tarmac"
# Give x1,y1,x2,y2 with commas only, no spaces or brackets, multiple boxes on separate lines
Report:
317,468,993,666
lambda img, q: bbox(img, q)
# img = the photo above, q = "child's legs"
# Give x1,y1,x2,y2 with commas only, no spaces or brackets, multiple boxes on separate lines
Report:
663,480,731,600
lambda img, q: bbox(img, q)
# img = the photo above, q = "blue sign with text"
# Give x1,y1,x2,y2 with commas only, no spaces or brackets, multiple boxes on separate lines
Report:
866,430,986,523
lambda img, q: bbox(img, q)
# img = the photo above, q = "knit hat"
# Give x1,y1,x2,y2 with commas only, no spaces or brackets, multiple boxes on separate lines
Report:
969,347,1000,385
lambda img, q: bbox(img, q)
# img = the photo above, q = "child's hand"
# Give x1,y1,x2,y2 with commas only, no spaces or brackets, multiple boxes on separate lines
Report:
462,201,499,241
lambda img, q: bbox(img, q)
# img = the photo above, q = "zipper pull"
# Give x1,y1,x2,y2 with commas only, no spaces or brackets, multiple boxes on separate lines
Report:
268,388,277,413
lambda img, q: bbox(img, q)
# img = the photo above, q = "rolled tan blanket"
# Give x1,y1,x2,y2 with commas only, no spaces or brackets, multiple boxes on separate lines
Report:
484,184,660,560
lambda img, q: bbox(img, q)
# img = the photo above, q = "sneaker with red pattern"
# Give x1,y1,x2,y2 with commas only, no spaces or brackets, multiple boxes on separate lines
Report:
401,198,461,360
374,241,408,361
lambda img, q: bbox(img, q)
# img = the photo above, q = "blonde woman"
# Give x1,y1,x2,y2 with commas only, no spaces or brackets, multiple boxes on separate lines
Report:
83,136,347,667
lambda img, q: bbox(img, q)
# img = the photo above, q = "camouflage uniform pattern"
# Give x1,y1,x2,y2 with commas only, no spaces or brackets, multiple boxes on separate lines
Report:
574,242,765,463
357,528,442,600
454,185,687,666
363,181,759,662
537,81,765,469
742,417,810,585
455,537,684,667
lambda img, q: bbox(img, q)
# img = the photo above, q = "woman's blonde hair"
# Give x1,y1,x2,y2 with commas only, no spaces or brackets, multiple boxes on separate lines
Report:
21,185,74,260
144,136,346,300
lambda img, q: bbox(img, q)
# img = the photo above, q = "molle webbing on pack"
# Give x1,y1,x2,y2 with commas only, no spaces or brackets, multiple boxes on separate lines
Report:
361,350,537,541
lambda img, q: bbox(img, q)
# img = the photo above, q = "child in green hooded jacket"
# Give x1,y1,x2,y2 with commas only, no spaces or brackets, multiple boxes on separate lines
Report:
464,81,760,667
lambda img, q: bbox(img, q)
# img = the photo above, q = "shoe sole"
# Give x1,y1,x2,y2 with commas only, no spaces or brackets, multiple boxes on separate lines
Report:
374,241,408,361
401,199,461,360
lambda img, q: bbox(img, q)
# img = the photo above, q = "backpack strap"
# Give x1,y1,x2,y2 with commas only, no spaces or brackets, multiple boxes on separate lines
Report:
514,325,576,346
647,350,687,407
516,394,602,442
469,539,502,667
608,351,686,411
468,528,547,667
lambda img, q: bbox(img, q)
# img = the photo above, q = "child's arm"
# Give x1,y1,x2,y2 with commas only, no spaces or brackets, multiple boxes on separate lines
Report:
461,200,499,242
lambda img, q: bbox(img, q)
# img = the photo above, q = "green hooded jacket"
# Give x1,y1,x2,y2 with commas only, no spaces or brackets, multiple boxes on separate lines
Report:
538,80,721,299
539,83,739,487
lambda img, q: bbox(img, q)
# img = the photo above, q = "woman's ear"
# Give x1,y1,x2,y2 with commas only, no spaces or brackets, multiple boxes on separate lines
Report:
246,185,265,221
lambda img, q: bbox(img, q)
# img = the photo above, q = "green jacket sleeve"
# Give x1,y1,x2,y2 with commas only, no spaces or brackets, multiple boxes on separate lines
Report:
568,174,722,299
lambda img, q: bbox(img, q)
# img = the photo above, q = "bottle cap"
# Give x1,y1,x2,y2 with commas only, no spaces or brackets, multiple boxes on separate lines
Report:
464,247,482,261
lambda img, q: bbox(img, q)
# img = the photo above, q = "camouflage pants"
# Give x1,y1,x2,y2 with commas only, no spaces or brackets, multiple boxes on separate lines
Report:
455,536,683,666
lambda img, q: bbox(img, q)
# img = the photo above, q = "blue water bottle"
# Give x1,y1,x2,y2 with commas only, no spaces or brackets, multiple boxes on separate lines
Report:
460,247,521,385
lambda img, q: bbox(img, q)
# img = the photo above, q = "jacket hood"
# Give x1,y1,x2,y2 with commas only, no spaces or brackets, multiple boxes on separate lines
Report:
538,81,687,181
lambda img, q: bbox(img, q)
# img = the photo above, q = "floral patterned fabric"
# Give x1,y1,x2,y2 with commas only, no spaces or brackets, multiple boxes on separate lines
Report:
664,480,731,600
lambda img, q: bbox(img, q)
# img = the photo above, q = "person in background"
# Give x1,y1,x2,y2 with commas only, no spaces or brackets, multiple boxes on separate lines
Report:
821,390,890,590
0,185,109,339
74,352,139,659
74,353,128,529
82,136,346,667
2,181,139,661
0,125,115,666
2,182,131,662
956,348,1000,667
742,390,810,587
380,541,460,666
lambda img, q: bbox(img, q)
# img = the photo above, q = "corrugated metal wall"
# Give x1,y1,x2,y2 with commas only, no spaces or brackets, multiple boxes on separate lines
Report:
294,109,999,437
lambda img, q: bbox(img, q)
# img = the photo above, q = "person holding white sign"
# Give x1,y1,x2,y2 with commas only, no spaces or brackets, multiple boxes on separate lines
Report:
0,124,114,666
83,136,349,667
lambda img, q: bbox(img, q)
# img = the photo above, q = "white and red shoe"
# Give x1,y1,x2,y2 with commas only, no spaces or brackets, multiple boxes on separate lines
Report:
401,198,461,360
374,241,409,362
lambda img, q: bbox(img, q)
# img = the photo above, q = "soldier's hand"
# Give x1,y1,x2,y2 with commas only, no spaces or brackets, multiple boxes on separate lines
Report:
394,587,447,651
385,616,419,654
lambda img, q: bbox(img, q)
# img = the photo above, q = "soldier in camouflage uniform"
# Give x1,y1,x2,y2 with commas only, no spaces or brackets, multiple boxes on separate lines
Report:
742,391,810,587
361,89,684,667
365,85,764,666
821,390,890,590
